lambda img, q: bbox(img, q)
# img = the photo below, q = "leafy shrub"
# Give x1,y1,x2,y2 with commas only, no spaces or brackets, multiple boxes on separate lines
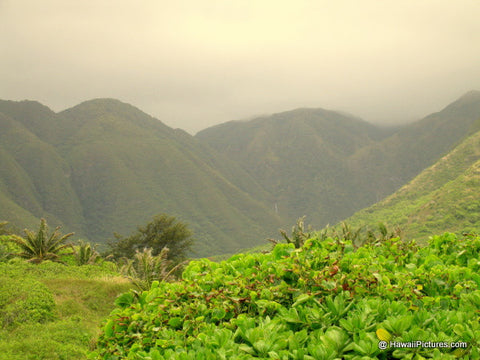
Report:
0,277,55,328
92,233,480,359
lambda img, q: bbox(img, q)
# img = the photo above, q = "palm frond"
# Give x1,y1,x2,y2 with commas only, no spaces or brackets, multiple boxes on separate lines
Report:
5,219,74,264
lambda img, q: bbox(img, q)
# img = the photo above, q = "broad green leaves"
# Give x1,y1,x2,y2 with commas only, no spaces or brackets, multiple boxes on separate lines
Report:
93,233,480,359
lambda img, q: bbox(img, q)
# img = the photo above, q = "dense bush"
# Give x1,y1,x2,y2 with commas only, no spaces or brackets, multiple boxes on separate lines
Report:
0,277,55,328
92,233,480,359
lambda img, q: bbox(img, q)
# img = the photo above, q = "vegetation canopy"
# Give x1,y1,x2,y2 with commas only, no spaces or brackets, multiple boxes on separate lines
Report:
0,259,133,359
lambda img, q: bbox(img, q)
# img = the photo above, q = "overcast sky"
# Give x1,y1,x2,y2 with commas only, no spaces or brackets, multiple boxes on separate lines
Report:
1,1,480,134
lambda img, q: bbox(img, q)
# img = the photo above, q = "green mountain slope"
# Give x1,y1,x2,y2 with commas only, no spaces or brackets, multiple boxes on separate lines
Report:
197,108,390,227
0,99,281,256
0,100,61,144
197,92,480,230
0,109,84,233
345,128,480,240
348,90,480,205
1,92,479,256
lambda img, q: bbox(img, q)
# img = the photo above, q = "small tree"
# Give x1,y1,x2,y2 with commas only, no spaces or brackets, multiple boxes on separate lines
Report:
109,214,193,264
5,218,74,264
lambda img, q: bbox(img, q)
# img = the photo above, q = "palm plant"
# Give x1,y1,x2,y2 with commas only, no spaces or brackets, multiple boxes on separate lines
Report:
6,218,74,264
269,216,312,249
74,240,100,265
120,247,184,290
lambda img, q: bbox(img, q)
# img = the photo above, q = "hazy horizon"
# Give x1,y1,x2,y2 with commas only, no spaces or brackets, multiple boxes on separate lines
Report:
2,0,480,134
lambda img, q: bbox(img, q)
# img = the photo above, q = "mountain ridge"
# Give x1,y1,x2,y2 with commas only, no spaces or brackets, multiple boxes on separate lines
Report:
1,91,479,255
196,91,480,230
0,99,282,256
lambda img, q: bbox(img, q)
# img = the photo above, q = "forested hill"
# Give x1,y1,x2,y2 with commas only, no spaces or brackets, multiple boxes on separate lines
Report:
196,90,480,231
0,99,281,256
1,91,480,256
347,90,480,206
196,108,394,226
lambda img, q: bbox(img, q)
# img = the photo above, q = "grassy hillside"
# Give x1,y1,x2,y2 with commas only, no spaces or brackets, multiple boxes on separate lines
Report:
345,128,480,241
0,260,133,360
0,109,84,233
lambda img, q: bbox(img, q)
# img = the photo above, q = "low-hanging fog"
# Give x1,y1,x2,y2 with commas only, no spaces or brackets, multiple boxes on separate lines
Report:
1,0,480,133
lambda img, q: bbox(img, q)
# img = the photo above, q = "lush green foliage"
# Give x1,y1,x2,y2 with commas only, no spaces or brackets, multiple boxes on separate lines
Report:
109,214,193,263
0,258,118,280
273,216,313,249
0,235,17,262
93,232,480,359
0,223,16,261
5,218,74,263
